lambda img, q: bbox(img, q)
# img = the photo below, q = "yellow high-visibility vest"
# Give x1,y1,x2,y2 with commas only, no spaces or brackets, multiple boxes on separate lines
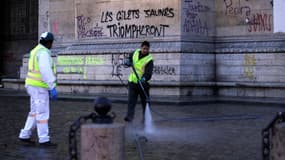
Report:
128,49,153,83
25,44,56,88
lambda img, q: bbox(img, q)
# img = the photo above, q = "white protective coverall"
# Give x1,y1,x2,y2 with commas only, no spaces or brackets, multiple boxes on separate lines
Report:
19,46,56,143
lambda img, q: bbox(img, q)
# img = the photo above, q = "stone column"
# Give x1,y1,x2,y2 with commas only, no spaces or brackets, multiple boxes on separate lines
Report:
81,123,125,160
39,0,50,36
270,123,285,160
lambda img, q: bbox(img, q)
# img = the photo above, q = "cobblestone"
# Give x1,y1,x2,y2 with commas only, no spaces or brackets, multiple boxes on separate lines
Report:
0,95,284,160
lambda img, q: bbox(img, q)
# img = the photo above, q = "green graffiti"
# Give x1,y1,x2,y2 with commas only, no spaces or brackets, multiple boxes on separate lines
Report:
62,67,84,74
57,56,84,65
58,55,104,80
85,56,104,65
57,55,105,66
83,67,87,79
63,67,70,73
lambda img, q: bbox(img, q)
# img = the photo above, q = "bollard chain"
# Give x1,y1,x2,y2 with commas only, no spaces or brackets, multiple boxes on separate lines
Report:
69,113,97,160
262,112,285,160
68,97,116,160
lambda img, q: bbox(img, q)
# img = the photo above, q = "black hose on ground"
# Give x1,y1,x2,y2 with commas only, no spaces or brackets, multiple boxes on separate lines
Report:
134,134,148,160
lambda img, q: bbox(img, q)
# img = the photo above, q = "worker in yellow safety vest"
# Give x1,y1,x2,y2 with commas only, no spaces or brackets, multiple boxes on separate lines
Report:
124,41,154,123
19,32,57,147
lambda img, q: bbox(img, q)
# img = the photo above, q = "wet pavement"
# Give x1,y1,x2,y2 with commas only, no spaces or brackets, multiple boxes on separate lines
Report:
0,93,284,160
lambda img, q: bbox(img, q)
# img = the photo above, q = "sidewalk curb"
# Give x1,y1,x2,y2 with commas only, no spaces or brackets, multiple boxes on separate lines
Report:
1,88,285,106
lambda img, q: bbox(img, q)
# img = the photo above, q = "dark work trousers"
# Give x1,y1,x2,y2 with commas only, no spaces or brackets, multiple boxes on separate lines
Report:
126,82,150,120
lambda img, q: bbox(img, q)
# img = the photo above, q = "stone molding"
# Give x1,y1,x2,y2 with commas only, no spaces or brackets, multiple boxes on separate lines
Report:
51,34,285,55
5,78,285,88
216,34,285,53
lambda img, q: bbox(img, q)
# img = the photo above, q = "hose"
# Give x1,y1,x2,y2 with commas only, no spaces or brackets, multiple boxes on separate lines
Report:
134,134,148,160
154,113,261,122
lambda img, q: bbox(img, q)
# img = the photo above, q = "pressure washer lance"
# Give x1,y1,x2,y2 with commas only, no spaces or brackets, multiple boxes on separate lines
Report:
131,64,196,121
128,65,150,160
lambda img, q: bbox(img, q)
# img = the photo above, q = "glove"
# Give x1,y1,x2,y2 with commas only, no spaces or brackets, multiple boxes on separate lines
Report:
139,77,146,83
139,77,147,87
138,77,149,91
49,88,58,100
123,59,132,67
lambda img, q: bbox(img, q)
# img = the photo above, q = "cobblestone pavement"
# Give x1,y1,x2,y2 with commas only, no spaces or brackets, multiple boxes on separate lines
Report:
0,95,284,160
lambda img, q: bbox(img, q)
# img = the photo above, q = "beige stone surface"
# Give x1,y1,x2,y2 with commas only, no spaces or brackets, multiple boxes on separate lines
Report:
9,0,284,98
216,0,273,36
271,123,285,160
42,0,182,42
81,123,125,160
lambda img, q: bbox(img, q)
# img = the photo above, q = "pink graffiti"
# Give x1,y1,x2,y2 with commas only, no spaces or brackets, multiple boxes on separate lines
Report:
53,21,59,34
248,13,272,32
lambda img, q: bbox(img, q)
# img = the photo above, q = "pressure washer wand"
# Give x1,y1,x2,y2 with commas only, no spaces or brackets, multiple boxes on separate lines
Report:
131,65,150,103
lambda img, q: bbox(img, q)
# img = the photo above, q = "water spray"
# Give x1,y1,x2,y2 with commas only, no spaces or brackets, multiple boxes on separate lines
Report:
130,64,155,134
118,59,262,160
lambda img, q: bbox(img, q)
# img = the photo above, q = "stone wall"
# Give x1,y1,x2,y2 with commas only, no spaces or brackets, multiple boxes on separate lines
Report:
45,0,181,42
215,0,285,98
216,0,273,36
37,0,215,97
4,0,285,98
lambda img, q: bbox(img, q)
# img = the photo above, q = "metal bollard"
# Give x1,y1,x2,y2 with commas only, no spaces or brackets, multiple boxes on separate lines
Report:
69,97,125,160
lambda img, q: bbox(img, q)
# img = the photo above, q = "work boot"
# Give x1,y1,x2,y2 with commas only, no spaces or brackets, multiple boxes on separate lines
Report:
39,141,57,148
19,138,36,146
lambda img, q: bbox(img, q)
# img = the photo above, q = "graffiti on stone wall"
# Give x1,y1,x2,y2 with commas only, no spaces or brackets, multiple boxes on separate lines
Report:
111,53,177,77
223,0,273,33
76,15,105,38
76,6,175,39
57,54,177,80
144,8,175,18
153,65,176,75
183,0,210,35
52,21,59,34
106,23,169,38
101,8,173,38
57,55,105,79
62,66,84,74
224,0,251,17
244,54,256,80
101,10,140,23
111,53,128,77
57,56,85,66
248,13,272,32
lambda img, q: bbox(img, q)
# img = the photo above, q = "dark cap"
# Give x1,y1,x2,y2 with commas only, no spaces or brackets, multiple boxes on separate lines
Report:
40,32,54,42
